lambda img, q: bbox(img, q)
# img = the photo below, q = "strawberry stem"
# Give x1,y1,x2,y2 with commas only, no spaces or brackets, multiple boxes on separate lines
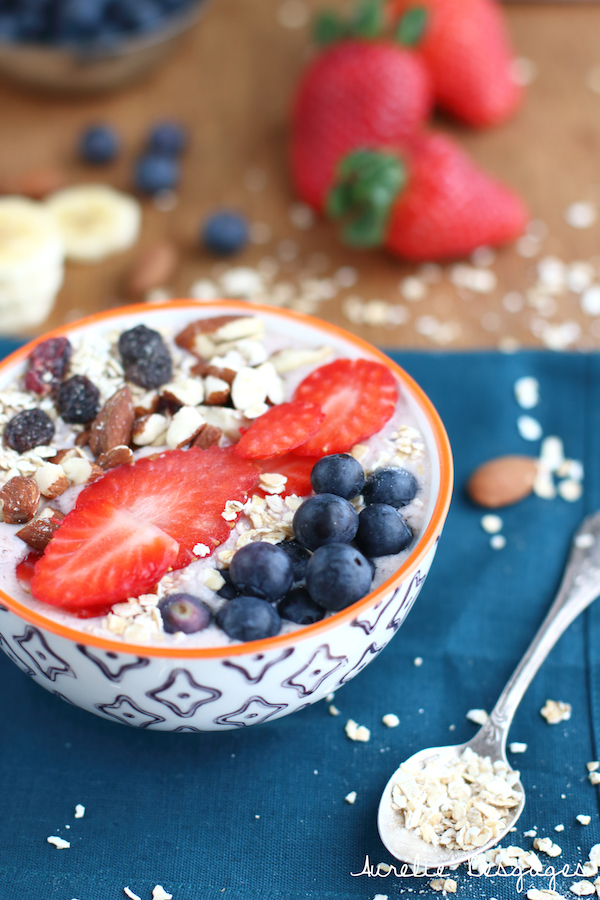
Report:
326,150,405,248
313,0,385,46
350,0,384,38
313,10,348,45
396,6,428,46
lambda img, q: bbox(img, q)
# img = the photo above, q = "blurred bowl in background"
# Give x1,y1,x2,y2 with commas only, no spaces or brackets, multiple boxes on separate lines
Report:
0,0,209,95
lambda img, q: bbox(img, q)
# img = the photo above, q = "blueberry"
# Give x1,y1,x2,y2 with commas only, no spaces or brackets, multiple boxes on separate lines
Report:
292,494,358,552
134,154,179,195
118,324,172,389
202,211,248,256
278,587,325,625
229,542,294,602
305,543,372,611
217,570,241,601
363,467,418,508
356,503,413,558
79,124,120,165
216,596,281,642
4,408,54,453
56,375,100,424
310,453,365,500
276,539,311,583
148,121,187,156
56,0,106,40
158,593,211,634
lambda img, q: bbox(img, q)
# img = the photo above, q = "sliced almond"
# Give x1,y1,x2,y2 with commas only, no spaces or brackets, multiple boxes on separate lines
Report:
467,455,538,508
133,390,160,417
0,476,40,524
190,360,237,385
214,316,264,343
62,456,104,486
193,424,222,449
132,413,169,446
270,346,332,374
96,445,134,470
161,378,204,408
166,406,206,449
231,366,268,411
89,386,135,456
125,240,179,298
204,375,230,406
175,316,240,354
34,462,70,499
49,447,86,465
16,508,64,551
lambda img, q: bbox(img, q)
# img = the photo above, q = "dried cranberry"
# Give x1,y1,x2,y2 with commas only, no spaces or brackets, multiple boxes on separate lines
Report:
4,408,55,453
24,337,72,396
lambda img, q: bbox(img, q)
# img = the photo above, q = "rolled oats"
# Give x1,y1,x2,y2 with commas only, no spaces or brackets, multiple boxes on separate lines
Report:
540,700,572,724
345,719,370,742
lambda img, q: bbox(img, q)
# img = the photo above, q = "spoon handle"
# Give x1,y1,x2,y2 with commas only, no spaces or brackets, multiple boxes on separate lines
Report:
475,510,600,757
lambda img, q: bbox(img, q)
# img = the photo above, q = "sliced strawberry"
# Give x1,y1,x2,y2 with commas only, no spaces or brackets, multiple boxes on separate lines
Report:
30,499,179,615
292,359,397,457
76,446,259,568
16,550,42,591
256,454,318,498
234,401,325,459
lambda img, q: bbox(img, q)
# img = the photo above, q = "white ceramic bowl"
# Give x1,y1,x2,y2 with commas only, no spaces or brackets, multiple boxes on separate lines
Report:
0,301,453,731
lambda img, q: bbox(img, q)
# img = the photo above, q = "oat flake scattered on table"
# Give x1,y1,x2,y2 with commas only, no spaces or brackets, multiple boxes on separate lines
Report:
540,699,572,724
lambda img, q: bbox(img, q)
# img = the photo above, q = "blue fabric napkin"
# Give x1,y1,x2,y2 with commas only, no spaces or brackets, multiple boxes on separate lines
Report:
1,347,599,900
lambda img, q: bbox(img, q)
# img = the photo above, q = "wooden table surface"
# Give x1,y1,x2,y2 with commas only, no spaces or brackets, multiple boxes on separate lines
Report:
1,0,600,349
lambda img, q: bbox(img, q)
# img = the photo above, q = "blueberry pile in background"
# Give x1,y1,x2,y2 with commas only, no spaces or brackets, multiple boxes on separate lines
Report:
0,0,198,49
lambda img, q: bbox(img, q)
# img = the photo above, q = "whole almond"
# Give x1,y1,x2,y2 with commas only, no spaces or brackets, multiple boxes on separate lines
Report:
126,240,179,298
467,455,537,508
0,476,40,524
0,166,67,199
17,508,64,552
89,386,134,456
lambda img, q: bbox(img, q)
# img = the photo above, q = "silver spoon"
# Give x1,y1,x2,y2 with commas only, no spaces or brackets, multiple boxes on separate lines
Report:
378,509,600,870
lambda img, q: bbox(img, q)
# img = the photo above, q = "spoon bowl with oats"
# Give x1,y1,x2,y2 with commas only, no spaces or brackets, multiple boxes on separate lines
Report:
378,509,600,868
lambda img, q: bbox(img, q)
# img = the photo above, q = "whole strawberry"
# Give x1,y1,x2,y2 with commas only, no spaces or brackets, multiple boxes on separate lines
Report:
388,0,522,127
327,133,528,260
291,1,432,211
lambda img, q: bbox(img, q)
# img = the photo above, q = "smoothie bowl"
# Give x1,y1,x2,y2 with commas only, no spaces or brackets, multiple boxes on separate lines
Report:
0,301,452,731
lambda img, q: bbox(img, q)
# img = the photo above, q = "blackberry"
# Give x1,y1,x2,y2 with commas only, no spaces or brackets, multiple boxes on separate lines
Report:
4,408,54,453
56,375,100,424
24,337,71,396
118,324,172,389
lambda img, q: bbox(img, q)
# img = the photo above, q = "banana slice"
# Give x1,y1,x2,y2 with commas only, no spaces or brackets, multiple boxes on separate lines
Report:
0,263,64,303
0,289,58,333
46,184,142,263
0,197,64,280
